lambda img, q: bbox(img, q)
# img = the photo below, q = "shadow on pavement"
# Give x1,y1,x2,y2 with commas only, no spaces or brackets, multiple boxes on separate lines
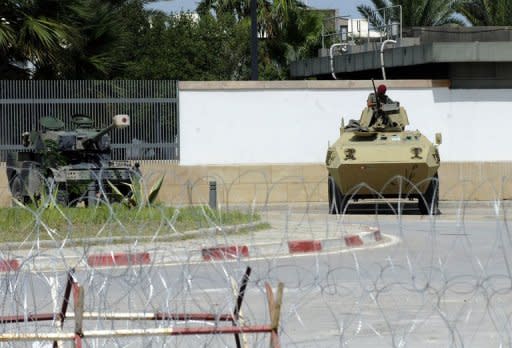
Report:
344,202,441,215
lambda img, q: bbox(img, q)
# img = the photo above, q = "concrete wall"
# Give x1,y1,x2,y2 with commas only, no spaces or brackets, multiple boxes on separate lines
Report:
154,162,512,204
180,80,512,164
2,162,511,207
2,80,511,206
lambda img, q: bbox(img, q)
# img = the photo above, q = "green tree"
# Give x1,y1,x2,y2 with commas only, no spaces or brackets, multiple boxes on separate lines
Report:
456,0,512,25
122,12,251,80
53,0,125,79
36,0,154,79
0,0,159,79
196,0,323,79
357,0,464,28
257,6,323,79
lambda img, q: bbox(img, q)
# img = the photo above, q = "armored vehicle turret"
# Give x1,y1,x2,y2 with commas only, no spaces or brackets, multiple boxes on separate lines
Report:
326,85,441,214
6,114,139,206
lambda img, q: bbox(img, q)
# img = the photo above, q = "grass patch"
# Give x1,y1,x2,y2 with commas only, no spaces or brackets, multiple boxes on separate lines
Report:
173,222,272,242
0,205,264,243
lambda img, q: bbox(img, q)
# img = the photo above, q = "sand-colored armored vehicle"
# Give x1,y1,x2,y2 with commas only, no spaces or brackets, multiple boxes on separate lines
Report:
6,114,139,206
326,88,441,214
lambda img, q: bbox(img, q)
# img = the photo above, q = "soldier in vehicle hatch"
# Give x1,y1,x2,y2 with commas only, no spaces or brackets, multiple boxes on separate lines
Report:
367,84,394,127
367,84,393,108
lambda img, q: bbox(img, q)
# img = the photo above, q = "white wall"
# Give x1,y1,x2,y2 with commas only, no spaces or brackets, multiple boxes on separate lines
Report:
179,83,512,165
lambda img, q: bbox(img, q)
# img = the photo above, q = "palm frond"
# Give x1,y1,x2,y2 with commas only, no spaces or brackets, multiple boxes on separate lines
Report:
357,5,384,29
0,23,14,51
456,0,512,26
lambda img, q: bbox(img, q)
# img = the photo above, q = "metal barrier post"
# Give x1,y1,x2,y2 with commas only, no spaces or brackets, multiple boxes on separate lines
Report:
0,266,283,346
209,181,217,209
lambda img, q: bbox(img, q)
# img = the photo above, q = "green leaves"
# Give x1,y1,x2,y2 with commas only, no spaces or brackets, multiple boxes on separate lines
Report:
0,0,152,79
456,0,512,25
193,0,323,79
0,20,15,52
0,0,71,77
358,0,512,28
147,175,164,206
0,0,321,79
108,174,165,208
358,0,463,27
122,11,252,80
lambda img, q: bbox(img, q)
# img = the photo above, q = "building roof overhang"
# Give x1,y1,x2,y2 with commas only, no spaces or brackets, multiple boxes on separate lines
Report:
291,42,512,79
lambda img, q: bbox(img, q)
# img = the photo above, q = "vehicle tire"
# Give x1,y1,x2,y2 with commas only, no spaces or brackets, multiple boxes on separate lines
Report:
56,189,69,207
68,193,80,207
418,174,439,215
328,176,346,214
10,175,25,206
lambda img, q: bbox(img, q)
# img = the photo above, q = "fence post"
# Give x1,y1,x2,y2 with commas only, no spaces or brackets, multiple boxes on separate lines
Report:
73,283,84,348
265,282,283,348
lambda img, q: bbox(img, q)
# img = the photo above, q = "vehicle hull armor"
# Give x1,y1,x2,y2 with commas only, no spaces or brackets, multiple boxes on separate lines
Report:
326,100,441,214
6,114,138,207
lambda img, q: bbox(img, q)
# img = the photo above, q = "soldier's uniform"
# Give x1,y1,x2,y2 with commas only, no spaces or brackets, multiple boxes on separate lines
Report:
367,84,393,127
367,84,393,107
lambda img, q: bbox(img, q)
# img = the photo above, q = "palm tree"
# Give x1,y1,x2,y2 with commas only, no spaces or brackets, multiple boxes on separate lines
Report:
197,0,250,19
0,0,71,78
358,0,465,29
197,0,302,38
0,0,159,79
456,0,512,25
49,0,125,79
196,0,323,78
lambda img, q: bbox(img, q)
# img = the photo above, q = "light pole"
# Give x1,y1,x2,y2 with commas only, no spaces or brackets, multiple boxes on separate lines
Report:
250,0,258,80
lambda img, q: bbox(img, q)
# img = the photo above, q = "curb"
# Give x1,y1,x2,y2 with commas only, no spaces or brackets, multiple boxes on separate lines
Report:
87,252,151,267
197,228,383,261
201,246,250,261
0,228,384,271
0,260,20,272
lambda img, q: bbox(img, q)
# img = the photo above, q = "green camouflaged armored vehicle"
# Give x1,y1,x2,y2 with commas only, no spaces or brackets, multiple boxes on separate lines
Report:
6,114,139,206
326,88,441,215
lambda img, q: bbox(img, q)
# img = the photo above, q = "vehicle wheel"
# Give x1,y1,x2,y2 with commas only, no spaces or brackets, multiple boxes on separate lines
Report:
56,189,69,207
418,174,439,215
10,175,25,205
328,176,346,214
85,184,97,207
68,193,80,207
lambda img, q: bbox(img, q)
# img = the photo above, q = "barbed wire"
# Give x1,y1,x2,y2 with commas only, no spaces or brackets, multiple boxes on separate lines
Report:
0,169,510,347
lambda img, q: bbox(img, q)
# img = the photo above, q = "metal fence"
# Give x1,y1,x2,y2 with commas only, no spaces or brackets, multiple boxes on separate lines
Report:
0,80,179,162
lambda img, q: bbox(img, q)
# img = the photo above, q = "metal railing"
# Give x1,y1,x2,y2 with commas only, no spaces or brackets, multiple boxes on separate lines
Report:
0,80,179,163
321,5,403,50
321,15,354,49
373,5,403,41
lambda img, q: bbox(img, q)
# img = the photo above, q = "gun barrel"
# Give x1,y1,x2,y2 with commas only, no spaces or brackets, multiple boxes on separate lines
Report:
85,115,129,144
90,124,115,142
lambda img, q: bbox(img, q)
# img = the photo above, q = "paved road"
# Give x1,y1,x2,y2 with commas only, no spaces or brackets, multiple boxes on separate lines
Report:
2,202,512,347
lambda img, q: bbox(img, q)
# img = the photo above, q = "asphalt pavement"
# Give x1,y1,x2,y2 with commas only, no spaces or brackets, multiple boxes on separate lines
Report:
1,200,510,347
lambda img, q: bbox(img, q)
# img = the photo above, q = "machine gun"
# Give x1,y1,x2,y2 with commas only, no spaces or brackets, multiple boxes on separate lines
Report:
370,79,391,127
